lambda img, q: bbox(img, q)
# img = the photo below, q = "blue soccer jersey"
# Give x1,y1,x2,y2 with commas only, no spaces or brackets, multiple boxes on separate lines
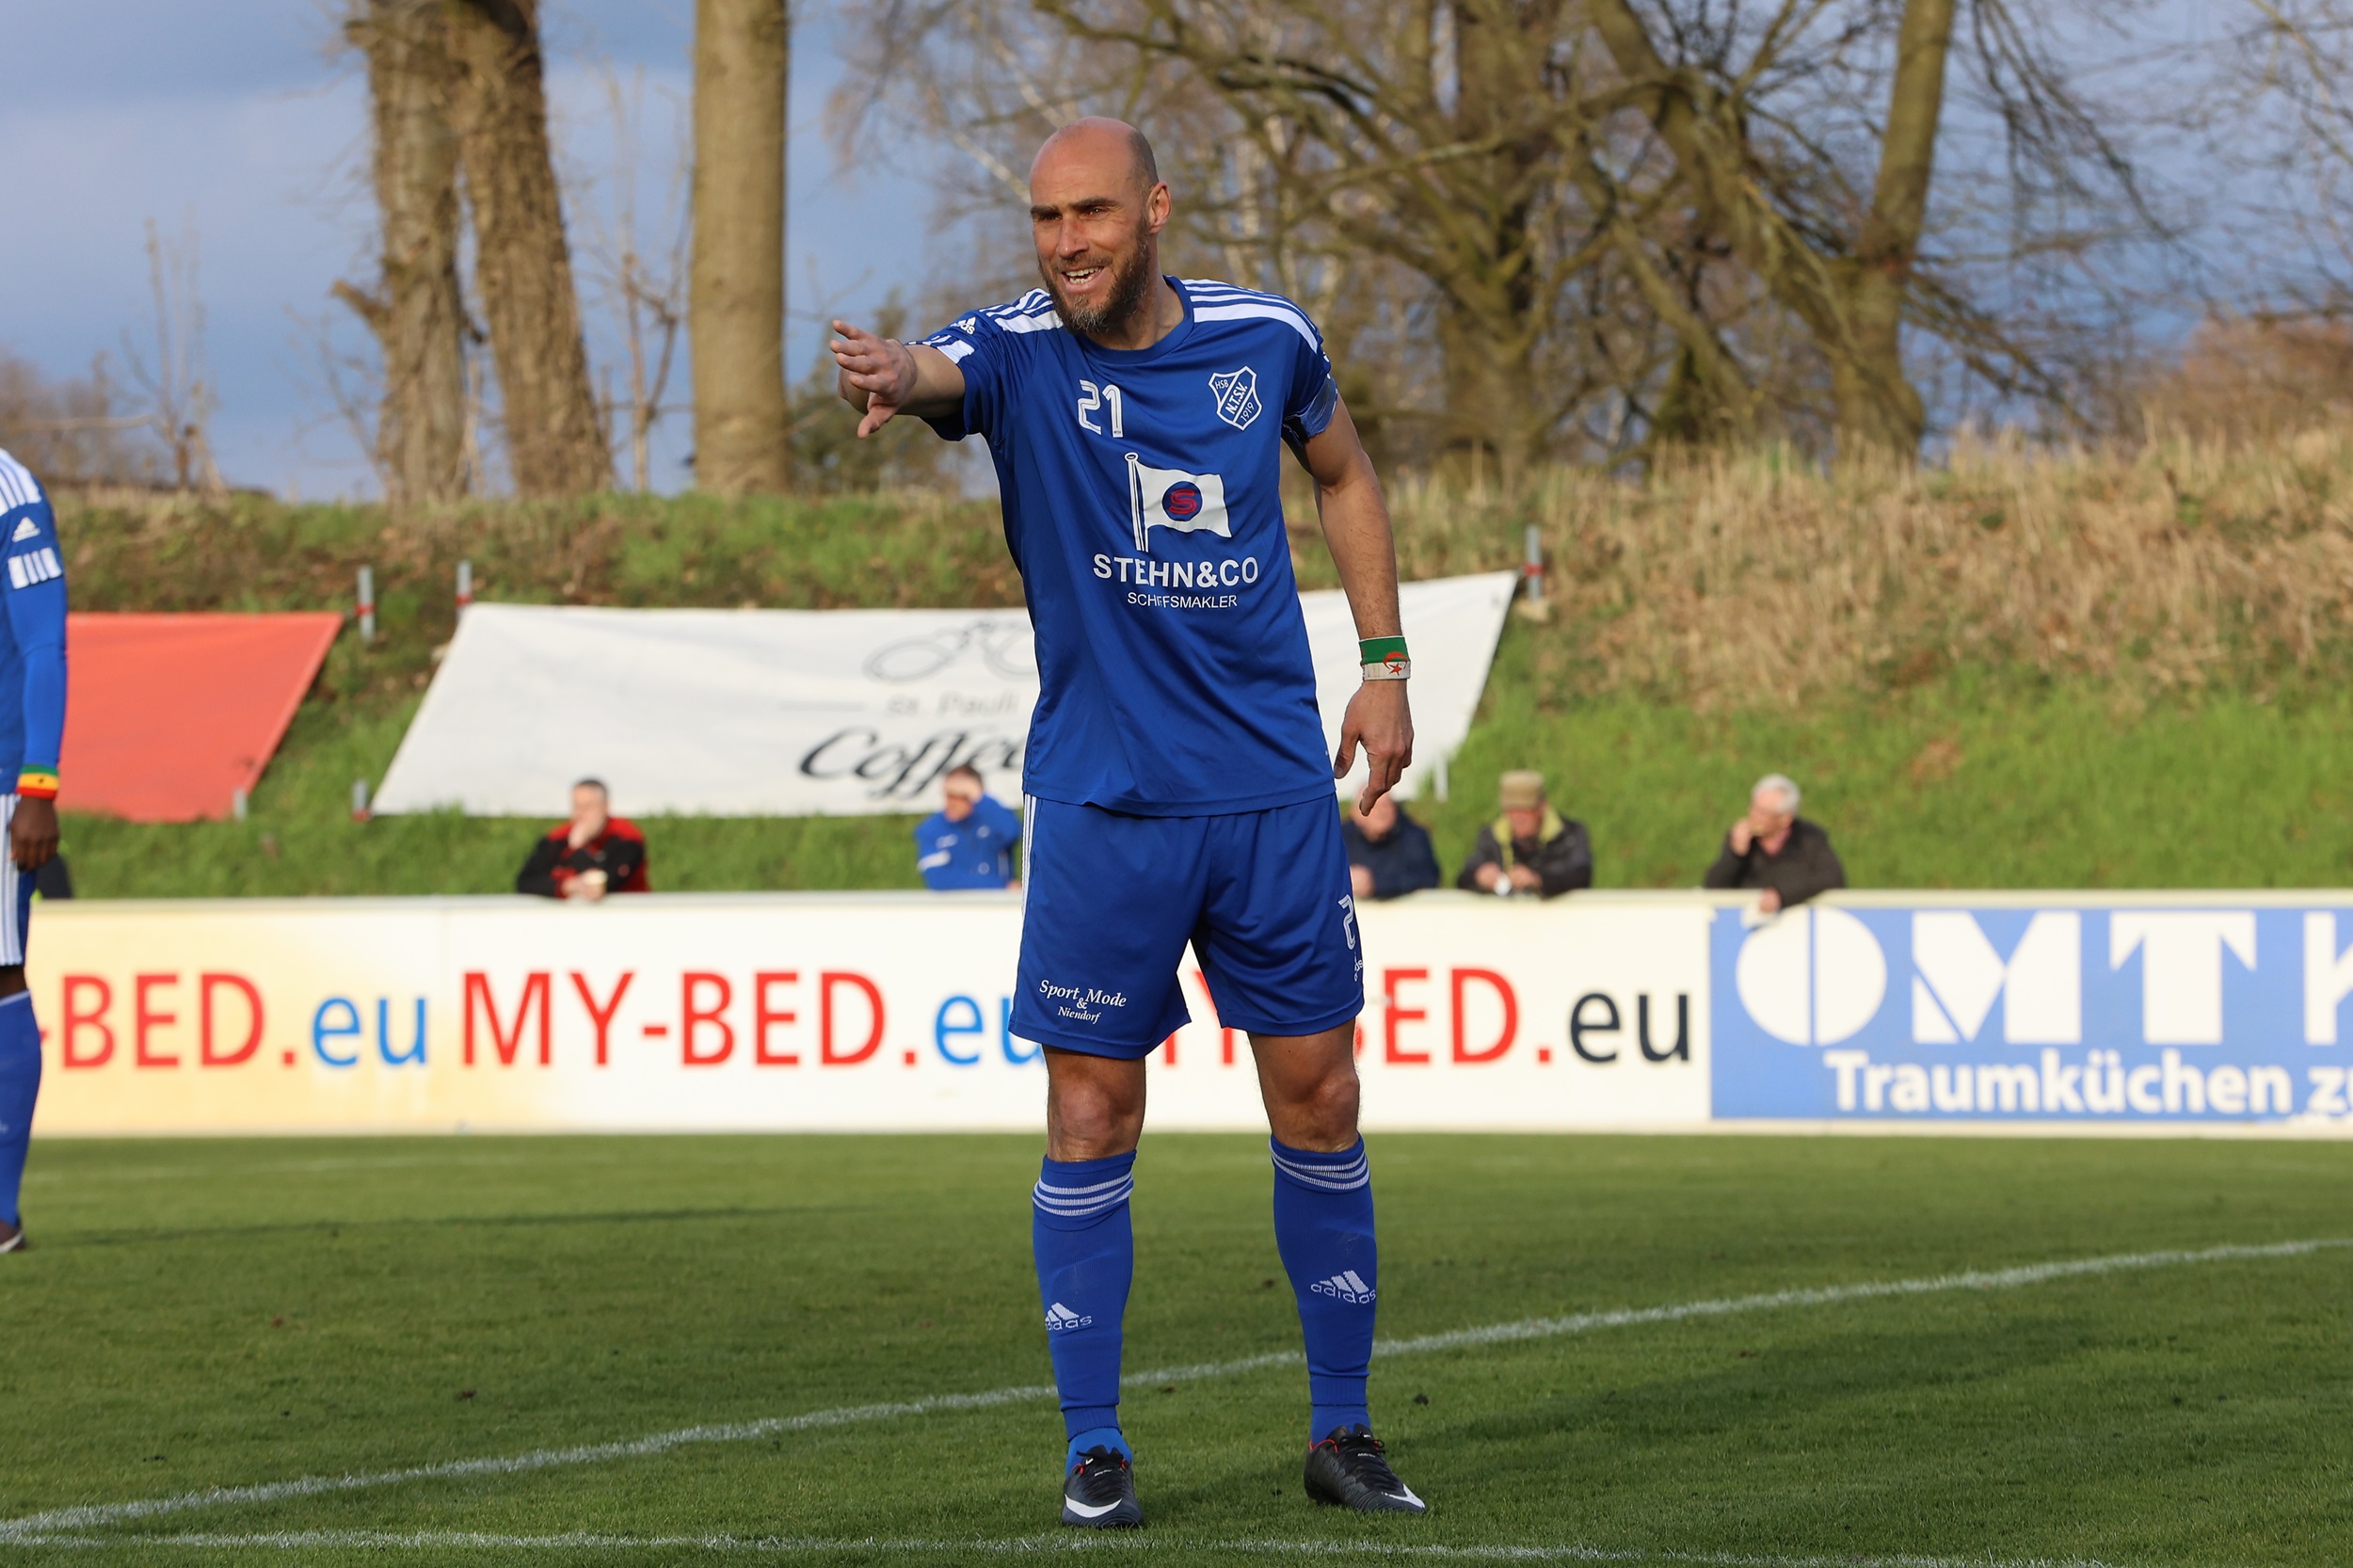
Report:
921,279,1342,816
0,453,66,803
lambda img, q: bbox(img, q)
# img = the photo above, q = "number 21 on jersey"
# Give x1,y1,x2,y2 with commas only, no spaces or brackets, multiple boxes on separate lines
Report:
1076,380,1125,438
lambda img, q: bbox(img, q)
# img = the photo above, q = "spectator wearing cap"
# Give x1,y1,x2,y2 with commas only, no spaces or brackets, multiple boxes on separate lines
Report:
915,764,1023,890
518,778,648,901
1456,771,1593,899
1343,792,1440,901
1704,773,1845,913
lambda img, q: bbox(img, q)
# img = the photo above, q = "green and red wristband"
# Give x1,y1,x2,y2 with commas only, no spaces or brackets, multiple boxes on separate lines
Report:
16,768,58,800
1359,635,1410,680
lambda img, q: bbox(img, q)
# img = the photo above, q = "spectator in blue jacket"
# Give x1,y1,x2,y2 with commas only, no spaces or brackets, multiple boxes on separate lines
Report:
1343,792,1441,901
916,765,1022,890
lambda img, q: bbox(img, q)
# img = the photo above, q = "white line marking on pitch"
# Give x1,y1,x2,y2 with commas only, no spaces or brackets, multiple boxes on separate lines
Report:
0,1528,2158,1566
0,1238,2338,1544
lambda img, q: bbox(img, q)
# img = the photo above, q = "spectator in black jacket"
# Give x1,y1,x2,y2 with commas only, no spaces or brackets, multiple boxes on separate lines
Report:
518,779,649,901
1704,773,1845,913
1343,792,1440,901
1456,771,1593,899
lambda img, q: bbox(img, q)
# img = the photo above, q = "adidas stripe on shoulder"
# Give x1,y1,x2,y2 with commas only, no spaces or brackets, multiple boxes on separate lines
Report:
0,452,43,513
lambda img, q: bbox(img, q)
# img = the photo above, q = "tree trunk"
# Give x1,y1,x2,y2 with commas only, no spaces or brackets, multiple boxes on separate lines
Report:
1589,0,1951,461
690,0,793,496
343,0,469,506
1432,0,1556,478
1835,0,1954,458
443,0,611,497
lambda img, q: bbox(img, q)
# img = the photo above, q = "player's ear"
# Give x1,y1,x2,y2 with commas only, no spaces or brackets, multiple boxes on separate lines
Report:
1144,180,1172,235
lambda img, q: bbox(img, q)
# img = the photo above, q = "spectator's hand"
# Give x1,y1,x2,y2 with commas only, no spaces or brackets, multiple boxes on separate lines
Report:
564,870,610,903
1472,863,1504,892
1508,864,1542,892
1729,818,1754,855
1350,864,1375,898
10,796,57,872
1758,888,1783,915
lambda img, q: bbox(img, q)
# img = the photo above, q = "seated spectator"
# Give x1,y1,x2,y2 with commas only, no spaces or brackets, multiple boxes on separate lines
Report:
1343,792,1440,901
517,778,648,901
1456,770,1593,899
1704,773,1845,913
916,764,1022,890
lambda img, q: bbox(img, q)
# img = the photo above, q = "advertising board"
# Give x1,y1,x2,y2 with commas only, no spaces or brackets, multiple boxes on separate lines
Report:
1709,893,2353,1128
34,889,2353,1135
24,891,1708,1135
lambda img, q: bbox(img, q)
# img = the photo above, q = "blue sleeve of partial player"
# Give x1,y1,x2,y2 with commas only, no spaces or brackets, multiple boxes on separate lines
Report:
0,500,67,781
1280,312,1341,456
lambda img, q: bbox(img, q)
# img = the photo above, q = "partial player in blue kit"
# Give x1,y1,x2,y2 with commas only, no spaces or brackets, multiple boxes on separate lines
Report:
833,119,1425,1526
0,451,69,1256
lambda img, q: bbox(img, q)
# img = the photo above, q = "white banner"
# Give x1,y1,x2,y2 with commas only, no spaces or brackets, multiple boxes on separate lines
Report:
372,573,1515,817
25,890,1707,1135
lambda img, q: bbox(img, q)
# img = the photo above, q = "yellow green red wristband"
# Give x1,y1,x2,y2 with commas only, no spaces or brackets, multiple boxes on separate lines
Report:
16,769,58,800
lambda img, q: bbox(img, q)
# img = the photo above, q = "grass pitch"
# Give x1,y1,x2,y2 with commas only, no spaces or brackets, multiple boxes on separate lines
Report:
0,1134,2347,1565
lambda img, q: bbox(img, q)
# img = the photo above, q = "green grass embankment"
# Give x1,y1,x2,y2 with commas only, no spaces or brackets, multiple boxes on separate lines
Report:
53,439,2353,898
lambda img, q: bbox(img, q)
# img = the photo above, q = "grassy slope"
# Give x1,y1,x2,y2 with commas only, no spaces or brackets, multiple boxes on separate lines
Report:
52,478,2353,896
0,1134,2345,1564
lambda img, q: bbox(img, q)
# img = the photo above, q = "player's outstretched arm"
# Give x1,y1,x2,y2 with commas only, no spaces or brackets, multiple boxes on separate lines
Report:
830,320,967,437
1302,399,1414,813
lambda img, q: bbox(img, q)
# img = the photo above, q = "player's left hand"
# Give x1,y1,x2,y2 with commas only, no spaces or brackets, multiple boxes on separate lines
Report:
1336,680,1413,813
11,796,57,872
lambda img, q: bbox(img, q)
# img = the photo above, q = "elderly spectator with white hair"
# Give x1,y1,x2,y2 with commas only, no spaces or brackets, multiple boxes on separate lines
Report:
1703,773,1845,913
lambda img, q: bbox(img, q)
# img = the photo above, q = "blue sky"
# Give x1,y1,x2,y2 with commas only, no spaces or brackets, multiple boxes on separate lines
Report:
0,0,947,497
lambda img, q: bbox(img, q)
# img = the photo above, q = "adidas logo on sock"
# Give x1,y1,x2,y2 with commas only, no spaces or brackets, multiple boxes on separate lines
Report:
1045,1301,1095,1332
1308,1270,1375,1304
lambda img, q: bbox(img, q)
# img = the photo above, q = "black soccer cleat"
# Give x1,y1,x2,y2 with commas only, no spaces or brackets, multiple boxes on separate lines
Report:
1060,1445,1143,1528
1304,1424,1427,1514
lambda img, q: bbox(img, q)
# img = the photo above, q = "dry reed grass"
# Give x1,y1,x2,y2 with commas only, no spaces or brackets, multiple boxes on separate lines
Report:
1351,426,2353,706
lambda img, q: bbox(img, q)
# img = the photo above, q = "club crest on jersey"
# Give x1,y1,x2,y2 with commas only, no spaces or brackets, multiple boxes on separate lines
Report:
1126,453,1230,552
1209,367,1262,431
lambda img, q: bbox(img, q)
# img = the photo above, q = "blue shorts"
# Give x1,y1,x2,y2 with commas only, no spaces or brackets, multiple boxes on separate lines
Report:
1012,795,1365,1058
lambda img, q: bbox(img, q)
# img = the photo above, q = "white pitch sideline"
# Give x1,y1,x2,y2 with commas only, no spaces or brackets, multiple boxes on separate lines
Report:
0,1239,2339,1544
0,1528,2168,1566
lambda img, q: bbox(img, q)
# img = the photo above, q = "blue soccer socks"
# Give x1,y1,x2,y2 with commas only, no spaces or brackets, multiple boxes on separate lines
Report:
0,993,41,1226
1271,1137,1378,1440
1032,1151,1137,1461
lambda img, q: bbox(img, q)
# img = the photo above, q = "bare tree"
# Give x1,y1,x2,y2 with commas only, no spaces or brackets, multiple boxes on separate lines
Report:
574,67,693,492
690,0,794,495
123,216,224,492
0,352,162,487
443,0,613,497
337,0,471,506
852,0,2157,466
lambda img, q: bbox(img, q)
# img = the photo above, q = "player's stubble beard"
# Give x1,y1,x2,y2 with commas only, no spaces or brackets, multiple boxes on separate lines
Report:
1043,216,1157,339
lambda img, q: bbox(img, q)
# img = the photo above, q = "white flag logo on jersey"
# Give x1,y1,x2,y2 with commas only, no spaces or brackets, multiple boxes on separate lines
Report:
1126,453,1230,552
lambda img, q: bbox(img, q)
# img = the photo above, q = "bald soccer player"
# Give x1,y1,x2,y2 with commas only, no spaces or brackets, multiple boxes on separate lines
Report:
833,119,1427,1528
